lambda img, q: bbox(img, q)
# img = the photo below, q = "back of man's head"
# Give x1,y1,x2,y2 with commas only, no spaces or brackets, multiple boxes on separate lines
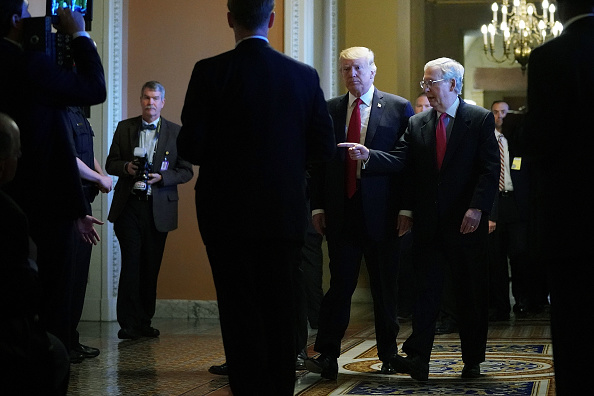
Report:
227,0,274,31
556,0,594,21
0,112,20,185
0,0,24,38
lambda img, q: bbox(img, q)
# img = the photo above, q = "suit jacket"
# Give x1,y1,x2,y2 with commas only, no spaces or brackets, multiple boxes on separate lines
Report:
310,89,414,242
177,38,335,244
106,116,194,232
0,37,106,221
526,15,594,253
400,98,499,245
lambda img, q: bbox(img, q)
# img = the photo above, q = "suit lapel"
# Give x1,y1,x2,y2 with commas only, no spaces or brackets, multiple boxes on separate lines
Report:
420,110,438,169
365,89,383,145
129,116,142,151
442,99,470,170
154,120,169,165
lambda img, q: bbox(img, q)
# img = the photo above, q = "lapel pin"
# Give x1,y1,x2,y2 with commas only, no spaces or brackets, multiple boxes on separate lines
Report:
378,103,382,108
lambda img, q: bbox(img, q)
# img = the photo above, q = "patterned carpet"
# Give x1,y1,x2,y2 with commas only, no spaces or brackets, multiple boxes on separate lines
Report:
68,304,554,395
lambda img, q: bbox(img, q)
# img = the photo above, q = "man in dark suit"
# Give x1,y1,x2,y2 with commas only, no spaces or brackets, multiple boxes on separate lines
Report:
106,81,193,341
525,1,594,393
0,1,106,357
487,103,532,322
382,57,499,380
176,1,335,394
306,46,414,380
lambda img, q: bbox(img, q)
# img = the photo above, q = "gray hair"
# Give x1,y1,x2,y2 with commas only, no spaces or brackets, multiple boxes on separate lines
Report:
424,57,464,95
339,47,377,73
141,81,165,99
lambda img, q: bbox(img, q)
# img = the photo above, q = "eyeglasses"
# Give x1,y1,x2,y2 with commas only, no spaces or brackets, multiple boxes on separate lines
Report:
419,79,445,90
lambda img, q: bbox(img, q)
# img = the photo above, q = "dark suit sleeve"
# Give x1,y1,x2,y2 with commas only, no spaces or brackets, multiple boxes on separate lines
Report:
177,62,206,165
365,100,413,174
470,111,499,213
306,71,336,165
24,36,106,107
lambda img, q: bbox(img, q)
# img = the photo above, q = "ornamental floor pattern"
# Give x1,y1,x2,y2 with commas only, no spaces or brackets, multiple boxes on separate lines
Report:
68,304,553,395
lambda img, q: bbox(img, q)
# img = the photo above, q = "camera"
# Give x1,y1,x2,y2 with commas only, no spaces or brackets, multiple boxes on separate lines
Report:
47,0,93,28
22,0,94,69
131,147,151,197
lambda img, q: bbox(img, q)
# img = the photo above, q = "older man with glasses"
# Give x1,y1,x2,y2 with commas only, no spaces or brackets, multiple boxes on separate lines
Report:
360,57,499,381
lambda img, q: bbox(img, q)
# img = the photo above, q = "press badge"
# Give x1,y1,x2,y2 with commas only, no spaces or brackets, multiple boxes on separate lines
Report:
511,157,522,170
160,151,170,171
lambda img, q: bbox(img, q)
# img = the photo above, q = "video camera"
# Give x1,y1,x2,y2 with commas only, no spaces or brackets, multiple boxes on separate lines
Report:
23,0,93,69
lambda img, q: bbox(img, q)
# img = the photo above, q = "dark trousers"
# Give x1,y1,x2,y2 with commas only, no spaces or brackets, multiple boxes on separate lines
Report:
206,239,302,396
301,219,324,328
490,193,530,311
114,198,167,331
404,231,489,365
30,217,77,352
71,235,92,348
314,192,401,362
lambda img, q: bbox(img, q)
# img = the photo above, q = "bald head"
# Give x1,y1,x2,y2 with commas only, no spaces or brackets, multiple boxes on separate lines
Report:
0,112,21,185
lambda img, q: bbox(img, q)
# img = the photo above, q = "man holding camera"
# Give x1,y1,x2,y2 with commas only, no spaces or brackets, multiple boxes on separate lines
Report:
106,81,193,340
0,0,106,360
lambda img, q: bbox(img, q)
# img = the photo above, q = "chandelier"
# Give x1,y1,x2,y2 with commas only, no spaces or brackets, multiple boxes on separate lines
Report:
480,0,563,72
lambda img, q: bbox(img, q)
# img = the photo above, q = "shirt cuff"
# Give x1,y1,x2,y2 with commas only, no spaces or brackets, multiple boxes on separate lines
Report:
312,209,325,217
72,31,91,39
399,209,413,218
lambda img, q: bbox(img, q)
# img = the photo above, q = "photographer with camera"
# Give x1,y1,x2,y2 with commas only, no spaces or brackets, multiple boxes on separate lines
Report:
0,0,106,365
106,81,193,340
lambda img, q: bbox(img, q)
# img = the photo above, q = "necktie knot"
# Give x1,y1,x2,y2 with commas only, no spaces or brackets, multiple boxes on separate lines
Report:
143,123,157,130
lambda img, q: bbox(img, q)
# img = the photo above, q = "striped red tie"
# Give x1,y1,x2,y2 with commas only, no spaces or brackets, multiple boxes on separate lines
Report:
498,133,506,191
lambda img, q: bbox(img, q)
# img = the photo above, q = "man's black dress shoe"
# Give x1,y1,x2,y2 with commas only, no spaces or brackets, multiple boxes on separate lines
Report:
69,350,85,364
118,328,141,340
379,361,396,374
296,349,308,370
461,363,481,378
389,354,429,381
139,326,160,337
74,343,100,358
305,354,338,380
208,362,229,375
513,303,528,318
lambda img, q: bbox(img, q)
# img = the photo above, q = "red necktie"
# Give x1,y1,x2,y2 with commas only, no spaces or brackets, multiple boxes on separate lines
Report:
436,112,447,169
498,133,506,191
345,98,362,198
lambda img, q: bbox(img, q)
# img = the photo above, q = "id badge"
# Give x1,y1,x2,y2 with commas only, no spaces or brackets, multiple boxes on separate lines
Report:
511,157,522,170
161,151,170,171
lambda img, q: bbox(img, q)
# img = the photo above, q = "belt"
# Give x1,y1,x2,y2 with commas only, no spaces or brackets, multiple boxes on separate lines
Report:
499,190,514,197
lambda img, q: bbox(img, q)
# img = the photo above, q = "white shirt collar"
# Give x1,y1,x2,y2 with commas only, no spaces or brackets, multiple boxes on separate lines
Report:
235,35,269,47
438,96,460,119
348,84,374,107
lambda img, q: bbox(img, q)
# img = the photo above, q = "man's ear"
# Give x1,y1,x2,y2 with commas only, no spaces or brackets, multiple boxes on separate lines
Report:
227,12,234,28
11,13,22,29
268,11,275,29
